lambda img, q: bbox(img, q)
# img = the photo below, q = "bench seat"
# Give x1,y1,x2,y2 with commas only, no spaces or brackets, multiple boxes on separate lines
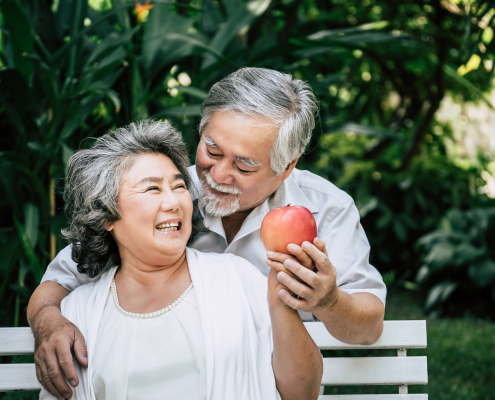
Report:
0,320,428,397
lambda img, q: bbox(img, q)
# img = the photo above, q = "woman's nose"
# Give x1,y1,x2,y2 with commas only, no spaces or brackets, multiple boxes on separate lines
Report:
160,192,181,213
210,159,234,185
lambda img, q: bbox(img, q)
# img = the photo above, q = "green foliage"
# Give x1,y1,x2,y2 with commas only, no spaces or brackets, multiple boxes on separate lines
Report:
418,207,495,317
1,0,495,328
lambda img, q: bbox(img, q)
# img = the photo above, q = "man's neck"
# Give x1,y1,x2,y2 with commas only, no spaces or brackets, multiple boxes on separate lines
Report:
222,209,254,245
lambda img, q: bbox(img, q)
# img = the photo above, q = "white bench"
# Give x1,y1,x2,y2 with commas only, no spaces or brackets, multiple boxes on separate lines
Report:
0,320,428,398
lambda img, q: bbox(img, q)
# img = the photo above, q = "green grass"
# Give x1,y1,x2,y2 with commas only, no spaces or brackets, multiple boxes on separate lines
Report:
1,290,494,399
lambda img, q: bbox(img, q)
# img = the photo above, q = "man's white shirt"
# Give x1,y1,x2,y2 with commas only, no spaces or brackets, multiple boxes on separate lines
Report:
42,166,386,320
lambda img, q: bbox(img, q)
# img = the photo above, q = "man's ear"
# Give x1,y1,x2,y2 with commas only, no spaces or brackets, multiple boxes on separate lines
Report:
280,157,299,181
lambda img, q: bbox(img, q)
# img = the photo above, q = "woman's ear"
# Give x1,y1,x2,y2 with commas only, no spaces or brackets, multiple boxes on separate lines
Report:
106,222,114,232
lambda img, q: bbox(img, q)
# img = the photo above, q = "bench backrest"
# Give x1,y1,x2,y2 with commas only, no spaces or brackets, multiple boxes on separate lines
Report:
0,320,428,399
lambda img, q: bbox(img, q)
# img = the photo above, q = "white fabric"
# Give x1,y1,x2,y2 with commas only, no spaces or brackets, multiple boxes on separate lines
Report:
42,167,386,320
92,288,205,400
40,248,281,400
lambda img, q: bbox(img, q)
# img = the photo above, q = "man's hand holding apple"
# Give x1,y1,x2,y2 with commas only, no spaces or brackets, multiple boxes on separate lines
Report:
265,238,342,314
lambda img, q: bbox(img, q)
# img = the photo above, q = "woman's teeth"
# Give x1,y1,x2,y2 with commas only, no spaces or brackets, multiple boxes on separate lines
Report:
156,222,180,232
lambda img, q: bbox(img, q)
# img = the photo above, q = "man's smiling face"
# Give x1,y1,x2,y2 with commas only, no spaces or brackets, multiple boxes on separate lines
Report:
195,111,296,217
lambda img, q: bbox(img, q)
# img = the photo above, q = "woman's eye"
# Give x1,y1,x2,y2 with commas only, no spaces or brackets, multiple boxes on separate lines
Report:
174,184,187,190
146,186,160,192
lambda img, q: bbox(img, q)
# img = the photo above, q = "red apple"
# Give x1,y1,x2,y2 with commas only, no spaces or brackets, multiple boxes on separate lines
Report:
260,204,317,254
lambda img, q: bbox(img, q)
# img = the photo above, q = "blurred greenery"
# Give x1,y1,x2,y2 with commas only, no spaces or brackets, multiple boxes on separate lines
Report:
0,0,495,342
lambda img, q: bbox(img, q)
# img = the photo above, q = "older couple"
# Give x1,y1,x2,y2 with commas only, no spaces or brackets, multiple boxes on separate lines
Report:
28,68,386,399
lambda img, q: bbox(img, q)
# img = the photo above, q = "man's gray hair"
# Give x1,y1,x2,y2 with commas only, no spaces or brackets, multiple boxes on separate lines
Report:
199,68,318,174
62,119,204,278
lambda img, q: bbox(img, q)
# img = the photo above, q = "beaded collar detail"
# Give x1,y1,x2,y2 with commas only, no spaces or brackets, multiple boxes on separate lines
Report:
110,278,194,319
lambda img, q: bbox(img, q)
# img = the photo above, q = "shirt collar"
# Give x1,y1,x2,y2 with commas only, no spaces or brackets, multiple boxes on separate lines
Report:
198,170,319,242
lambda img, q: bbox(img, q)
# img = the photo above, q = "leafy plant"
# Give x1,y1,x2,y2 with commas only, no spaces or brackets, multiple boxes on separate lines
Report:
2,0,495,326
418,207,495,318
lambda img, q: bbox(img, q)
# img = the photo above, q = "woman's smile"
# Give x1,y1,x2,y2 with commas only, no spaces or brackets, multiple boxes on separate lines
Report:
155,218,183,234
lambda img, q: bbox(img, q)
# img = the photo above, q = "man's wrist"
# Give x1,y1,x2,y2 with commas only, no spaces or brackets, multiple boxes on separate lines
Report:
30,304,62,330
312,286,345,319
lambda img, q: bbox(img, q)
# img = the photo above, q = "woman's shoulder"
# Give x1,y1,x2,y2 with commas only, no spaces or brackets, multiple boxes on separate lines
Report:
62,268,114,309
187,248,266,281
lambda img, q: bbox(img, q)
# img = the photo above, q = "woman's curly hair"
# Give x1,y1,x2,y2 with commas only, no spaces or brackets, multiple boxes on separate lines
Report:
62,119,206,278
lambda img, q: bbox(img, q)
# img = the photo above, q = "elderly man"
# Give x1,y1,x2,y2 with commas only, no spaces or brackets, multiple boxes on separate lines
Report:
28,68,386,400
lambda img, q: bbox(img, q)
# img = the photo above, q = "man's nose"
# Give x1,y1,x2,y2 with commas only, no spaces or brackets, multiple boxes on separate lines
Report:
210,159,235,185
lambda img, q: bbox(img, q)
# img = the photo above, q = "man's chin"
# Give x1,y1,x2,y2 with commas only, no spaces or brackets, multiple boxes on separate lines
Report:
201,197,241,218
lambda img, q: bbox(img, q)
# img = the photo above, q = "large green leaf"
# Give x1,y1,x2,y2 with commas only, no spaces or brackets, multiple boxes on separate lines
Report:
307,21,390,40
443,64,495,110
60,95,105,140
222,0,243,16
425,242,456,271
454,242,486,266
425,281,457,310
202,0,224,32
201,0,272,69
1,0,34,80
154,104,201,118
87,29,136,66
468,259,495,287
176,86,209,100
14,218,44,283
143,10,195,73
23,203,39,248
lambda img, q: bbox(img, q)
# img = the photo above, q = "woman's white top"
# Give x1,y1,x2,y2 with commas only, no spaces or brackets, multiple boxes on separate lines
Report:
92,286,206,400
39,248,281,400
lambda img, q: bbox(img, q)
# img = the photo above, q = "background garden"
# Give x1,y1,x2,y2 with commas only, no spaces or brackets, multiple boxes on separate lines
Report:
1,0,494,398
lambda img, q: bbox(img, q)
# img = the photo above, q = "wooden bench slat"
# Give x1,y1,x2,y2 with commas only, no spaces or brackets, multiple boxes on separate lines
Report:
306,321,427,349
319,395,428,399
0,328,35,356
0,357,429,392
0,321,427,355
322,357,428,386
0,364,41,391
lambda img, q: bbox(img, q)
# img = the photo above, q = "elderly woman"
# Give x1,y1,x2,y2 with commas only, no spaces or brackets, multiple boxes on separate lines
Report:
39,120,322,400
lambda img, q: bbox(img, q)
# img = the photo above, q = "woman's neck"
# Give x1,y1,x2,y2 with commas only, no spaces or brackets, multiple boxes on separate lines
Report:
117,250,187,287
113,250,191,314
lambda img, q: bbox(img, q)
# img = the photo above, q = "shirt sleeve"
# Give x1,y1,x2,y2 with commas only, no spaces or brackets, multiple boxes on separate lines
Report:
41,245,94,292
321,199,387,306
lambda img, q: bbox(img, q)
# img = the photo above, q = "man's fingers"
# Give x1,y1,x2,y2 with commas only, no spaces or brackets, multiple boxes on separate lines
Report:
279,289,307,310
56,345,78,389
266,251,298,265
73,329,88,367
38,358,70,400
266,259,305,283
301,240,334,274
283,259,319,288
45,352,73,399
286,244,314,269
35,364,42,388
313,237,328,255
277,271,314,299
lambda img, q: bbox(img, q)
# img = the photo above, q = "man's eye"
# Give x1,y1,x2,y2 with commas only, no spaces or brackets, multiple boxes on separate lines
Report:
146,186,160,192
236,166,251,174
207,149,221,157
174,184,187,190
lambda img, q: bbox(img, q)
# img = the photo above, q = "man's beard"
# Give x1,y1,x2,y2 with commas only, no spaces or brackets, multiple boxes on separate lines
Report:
199,169,242,217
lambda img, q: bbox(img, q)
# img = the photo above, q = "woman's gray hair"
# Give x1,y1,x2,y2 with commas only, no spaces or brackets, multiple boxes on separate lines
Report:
199,68,318,175
62,119,205,278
